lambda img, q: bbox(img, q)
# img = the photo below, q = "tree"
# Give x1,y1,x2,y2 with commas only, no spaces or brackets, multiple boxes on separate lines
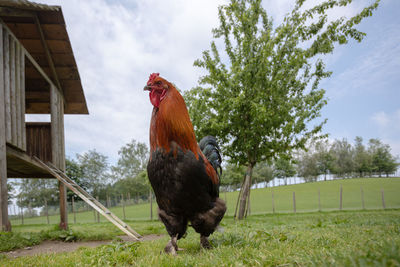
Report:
112,170,150,201
17,179,58,208
315,139,335,180
65,158,85,201
353,136,372,177
273,157,296,185
330,138,354,178
77,149,109,197
185,0,379,219
368,139,399,177
297,151,319,182
221,163,246,191
111,139,148,181
252,161,274,187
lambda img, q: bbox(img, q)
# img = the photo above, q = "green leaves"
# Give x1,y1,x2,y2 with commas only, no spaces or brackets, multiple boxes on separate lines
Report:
186,0,379,168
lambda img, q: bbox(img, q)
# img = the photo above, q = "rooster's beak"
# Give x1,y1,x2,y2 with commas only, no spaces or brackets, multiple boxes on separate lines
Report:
144,85,151,91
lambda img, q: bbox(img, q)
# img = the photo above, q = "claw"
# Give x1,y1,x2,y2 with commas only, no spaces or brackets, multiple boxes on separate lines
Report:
164,234,179,255
200,235,211,249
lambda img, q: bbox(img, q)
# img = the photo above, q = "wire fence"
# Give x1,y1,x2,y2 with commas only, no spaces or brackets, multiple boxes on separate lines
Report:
9,178,400,225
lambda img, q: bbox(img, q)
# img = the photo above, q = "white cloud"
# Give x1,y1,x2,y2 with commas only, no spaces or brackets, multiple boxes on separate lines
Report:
35,0,226,163
371,111,390,128
32,0,398,163
370,109,400,156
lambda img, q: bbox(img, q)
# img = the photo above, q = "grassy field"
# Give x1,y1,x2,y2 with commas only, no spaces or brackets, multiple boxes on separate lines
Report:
1,210,399,266
10,177,400,225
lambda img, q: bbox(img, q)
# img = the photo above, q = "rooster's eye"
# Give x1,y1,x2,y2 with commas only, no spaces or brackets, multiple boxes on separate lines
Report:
156,81,162,85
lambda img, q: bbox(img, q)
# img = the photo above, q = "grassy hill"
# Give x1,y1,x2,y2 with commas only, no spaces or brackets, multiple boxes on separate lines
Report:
10,177,400,225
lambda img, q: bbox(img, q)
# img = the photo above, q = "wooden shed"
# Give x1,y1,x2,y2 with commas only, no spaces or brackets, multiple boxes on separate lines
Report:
0,0,88,231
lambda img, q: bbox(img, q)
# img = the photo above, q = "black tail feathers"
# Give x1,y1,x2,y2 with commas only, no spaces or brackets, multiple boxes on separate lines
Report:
199,136,222,179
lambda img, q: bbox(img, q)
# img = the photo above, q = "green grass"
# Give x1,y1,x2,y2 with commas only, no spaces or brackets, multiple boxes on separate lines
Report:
1,210,399,266
10,178,400,225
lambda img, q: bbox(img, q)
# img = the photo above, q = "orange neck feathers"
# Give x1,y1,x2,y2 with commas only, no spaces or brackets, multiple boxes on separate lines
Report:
149,84,199,158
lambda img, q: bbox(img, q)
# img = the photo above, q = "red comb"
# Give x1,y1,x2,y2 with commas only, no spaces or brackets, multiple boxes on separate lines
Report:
147,73,160,85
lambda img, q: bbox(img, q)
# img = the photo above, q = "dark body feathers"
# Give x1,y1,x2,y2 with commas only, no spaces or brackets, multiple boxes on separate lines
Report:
147,139,225,239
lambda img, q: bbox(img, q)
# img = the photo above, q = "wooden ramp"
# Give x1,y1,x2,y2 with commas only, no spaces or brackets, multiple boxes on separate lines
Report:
33,156,142,241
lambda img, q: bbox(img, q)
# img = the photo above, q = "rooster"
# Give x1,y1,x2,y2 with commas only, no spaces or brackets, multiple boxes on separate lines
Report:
144,73,226,254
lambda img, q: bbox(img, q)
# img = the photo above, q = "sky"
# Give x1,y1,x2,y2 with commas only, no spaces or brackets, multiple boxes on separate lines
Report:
29,0,400,165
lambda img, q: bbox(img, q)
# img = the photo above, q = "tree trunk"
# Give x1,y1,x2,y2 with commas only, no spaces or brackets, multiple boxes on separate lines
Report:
237,163,254,220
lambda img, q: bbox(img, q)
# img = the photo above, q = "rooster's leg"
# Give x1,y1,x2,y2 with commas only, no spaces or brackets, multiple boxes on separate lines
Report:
164,234,178,255
200,235,211,249
191,198,227,249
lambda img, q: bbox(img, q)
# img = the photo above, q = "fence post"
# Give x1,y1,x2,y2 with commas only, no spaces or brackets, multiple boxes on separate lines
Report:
272,191,275,213
72,197,76,224
339,185,343,210
44,198,49,224
381,189,386,209
293,191,296,213
318,189,321,212
361,187,365,210
122,194,126,220
20,206,24,225
149,190,153,221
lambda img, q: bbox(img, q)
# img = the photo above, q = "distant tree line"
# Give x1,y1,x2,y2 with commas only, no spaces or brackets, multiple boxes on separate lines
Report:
297,137,399,181
221,136,398,191
11,136,398,213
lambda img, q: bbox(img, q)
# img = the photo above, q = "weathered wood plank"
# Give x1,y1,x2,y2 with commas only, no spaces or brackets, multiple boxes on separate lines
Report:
50,84,59,167
59,96,65,170
3,30,11,143
35,15,62,92
0,19,63,102
9,37,17,146
20,49,26,151
59,95,67,229
51,84,68,229
0,25,10,231
15,41,22,149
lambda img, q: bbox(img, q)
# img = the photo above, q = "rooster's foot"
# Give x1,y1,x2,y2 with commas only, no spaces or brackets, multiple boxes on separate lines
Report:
164,235,178,255
200,235,211,249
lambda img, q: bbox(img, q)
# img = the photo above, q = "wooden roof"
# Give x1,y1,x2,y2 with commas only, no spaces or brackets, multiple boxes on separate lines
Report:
0,0,88,114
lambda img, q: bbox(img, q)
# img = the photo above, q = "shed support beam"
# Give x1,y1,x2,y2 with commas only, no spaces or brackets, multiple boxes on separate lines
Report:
51,84,67,230
34,15,63,94
0,26,11,231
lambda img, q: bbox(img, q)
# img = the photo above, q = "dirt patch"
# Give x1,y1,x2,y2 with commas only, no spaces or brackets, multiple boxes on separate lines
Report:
3,234,164,258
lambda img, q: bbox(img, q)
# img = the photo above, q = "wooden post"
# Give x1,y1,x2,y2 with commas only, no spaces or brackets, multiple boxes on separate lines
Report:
96,196,100,223
15,42,21,149
318,189,321,212
0,25,11,231
10,38,16,146
3,29,11,143
72,198,76,224
149,190,153,221
19,48,25,151
293,192,296,213
381,189,386,209
121,194,126,220
361,187,365,210
51,84,67,229
339,185,343,211
44,198,49,224
271,191,275,214
20,206,24,225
